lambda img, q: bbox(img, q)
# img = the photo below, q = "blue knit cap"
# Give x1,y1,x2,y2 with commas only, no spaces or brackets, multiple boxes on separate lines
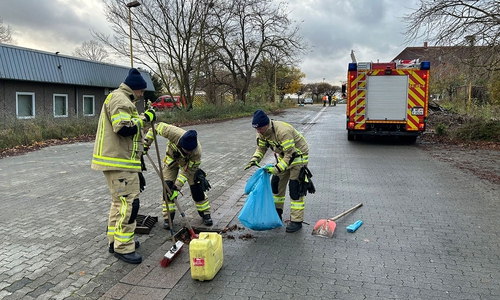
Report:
124,68,147,90
252,110,270,128
179,130,198,151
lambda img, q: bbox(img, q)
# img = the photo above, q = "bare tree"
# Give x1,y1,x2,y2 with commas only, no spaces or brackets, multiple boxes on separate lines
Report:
95,0,213,110
403,0,500,69
0,17,15,44
209,0,305,103
94,0,304,108
73,40,109,62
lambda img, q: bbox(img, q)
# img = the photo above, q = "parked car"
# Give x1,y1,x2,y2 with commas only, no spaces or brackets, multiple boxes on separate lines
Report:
151,95,185,110
303,97,313,105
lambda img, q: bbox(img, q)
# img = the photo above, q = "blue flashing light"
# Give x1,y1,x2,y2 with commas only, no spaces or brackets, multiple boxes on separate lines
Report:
348,63,357,71
420,61,430,70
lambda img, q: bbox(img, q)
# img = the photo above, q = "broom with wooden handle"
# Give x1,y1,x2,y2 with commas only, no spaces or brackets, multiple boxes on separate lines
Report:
148,120,184,267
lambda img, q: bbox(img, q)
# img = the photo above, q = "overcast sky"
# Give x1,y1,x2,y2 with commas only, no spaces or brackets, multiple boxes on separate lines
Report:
0,0,424,86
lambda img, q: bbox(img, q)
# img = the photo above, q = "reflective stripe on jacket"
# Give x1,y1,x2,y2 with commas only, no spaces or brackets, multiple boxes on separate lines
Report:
145,122,202,188
252,120,309,172
91,83,144,172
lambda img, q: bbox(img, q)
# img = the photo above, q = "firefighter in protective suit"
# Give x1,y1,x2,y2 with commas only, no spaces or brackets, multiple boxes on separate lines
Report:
244,110,310,233
144,124,213,229
91,68,155,264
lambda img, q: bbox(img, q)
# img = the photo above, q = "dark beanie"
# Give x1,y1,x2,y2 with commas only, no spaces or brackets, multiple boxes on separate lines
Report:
179,130,198,151
124,68,147,90
252,109,270,128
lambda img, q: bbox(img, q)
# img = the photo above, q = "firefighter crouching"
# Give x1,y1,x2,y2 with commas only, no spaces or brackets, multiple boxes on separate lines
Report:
144,123,213,229
91,68,155,264
244,110,310,233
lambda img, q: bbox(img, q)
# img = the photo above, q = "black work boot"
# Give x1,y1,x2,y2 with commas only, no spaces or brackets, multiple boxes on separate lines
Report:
276,208,283,221
109,241,140,254
203,215,213,226
163,212,175,230
286,221,302,233
114,251,142,264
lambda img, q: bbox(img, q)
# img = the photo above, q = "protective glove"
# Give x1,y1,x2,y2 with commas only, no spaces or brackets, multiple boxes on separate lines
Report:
138,172,146,192
143,145,149,155
166,184,179,201
169,190,178,201
264,165,276,175
244,160,261,170
143,109,156,122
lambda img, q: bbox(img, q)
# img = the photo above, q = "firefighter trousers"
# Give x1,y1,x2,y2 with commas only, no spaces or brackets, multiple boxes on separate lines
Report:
104,170,140,254
271,164,306,222
161,165,211,220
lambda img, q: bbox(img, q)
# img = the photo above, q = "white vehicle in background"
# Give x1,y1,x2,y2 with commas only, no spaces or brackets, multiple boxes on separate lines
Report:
303,97,314,105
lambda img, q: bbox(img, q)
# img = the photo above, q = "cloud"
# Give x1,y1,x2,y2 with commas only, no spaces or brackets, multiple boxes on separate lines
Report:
0,0,424,85
0,0,111,55
288,0,423,84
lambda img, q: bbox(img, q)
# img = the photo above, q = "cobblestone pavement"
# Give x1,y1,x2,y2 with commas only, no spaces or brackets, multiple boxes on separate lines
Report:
1,105,499,299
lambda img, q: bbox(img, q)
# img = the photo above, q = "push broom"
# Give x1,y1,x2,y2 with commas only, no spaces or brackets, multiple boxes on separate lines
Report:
145,152,199,241
149,121,184,267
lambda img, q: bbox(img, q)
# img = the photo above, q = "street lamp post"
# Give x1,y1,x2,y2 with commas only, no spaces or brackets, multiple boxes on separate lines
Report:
126,1,141,68
274,67,277,103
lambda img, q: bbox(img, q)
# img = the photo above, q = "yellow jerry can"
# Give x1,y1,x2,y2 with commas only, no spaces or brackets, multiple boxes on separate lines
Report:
189,232,223,281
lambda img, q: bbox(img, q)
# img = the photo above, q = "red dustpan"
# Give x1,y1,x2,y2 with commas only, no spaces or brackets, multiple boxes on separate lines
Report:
312,203,363,238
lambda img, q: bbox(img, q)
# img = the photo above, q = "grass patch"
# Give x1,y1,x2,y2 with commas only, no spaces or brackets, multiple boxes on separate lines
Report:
431,99,500,143
0,102,293,151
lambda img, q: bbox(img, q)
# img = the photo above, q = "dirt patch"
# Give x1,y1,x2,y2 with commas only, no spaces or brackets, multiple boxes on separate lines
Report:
419,108,500,185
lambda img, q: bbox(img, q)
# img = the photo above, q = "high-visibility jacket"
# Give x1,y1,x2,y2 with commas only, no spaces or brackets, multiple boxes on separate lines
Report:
91,83,144,172
145,122,202,189
251,120,309,173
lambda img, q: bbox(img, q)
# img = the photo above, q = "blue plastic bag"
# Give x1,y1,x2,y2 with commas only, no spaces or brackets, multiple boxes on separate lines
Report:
238,166,283,231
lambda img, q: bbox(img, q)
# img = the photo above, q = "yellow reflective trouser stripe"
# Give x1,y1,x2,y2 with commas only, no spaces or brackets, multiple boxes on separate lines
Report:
274,195,285,204
115,196,134,243
196,200,210,212
177,173,187,185
290,200,305,211
162,202,177,212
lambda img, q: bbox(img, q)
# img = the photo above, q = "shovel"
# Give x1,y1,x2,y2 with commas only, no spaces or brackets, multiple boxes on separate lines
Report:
311,203,363,238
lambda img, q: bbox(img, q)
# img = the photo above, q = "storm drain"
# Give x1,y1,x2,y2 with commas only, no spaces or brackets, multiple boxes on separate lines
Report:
135,214,158,234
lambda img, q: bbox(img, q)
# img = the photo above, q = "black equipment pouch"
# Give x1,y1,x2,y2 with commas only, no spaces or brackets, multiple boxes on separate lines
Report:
298,166,316,196
195,168,211,192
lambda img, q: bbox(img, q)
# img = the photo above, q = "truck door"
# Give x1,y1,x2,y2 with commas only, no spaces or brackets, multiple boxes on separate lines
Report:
365,75,408,121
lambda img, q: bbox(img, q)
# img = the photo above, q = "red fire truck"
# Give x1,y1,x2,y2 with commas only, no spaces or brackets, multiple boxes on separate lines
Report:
346,59,430,143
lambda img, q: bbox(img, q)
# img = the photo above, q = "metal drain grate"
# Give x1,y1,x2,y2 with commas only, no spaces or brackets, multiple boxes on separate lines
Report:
135,214,158,234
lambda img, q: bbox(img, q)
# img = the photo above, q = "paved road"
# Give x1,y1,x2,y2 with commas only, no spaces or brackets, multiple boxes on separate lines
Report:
1,104,499,299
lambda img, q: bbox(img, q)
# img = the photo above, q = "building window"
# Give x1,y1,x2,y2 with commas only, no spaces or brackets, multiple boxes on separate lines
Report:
83,95,95,116
16,92,35,119
54,94,68,117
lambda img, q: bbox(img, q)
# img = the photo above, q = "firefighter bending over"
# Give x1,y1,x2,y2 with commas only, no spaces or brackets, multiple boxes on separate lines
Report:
144,124,213,229
244,110,310,233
